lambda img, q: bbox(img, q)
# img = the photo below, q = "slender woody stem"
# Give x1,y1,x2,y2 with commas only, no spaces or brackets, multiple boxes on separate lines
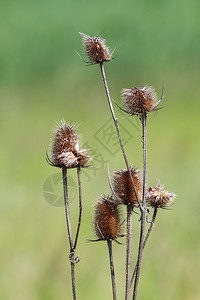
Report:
131,207,158,286
143,207,157,249
99,63,141,211
107,240,117,300
125,205,133,300
133,113,147,300
62,167,77,300
142,113,147,211
74,166,82,250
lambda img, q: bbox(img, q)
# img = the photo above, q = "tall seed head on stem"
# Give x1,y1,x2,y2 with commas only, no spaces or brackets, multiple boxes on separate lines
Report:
113,168,142,206
79,32,112,64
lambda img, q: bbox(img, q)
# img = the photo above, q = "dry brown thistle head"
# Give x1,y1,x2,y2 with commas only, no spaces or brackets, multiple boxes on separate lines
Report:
146,184,176,208
121,86,161,115
79,32,112,64
94,196,121,242
47,120,91,169
113,168,142,206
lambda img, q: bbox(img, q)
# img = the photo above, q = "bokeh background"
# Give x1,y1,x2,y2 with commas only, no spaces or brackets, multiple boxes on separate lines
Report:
1,0,200,299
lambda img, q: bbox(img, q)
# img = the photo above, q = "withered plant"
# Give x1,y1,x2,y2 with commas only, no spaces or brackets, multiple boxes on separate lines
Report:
46,33,176,300
77,32,176,300
46,120,91,300
93,196,123,300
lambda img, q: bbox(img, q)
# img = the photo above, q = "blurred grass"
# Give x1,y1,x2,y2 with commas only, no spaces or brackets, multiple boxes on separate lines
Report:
0,0,200,299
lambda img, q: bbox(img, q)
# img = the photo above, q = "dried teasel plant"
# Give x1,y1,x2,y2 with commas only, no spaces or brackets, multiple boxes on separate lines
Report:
75,32,176,300
46,120,91,300
119,84,164,300
144,184,176,246
112,167,142,299
92,196,123,300
120,83,164,299
131,184,176,286
44,32,178,300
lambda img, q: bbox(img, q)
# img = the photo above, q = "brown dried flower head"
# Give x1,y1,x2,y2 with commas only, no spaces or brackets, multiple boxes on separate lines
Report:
146,184,176,208
48,120,91,169
113,168,142,206
94,196,121,241
121,86,160,115
79,32,112,64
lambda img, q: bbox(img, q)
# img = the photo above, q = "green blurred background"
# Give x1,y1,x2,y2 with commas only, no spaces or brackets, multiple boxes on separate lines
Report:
1,0,200,299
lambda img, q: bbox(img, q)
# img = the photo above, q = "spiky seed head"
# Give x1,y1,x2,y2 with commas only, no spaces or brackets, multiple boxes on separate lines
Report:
94,196,121,241
50,120,91,168
121,86,158,115
113,168,142,206
146,184,176,208
79,32,112,64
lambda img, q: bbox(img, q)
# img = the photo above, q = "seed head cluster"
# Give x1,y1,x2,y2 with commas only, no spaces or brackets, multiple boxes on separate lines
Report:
80,32,112,64
50,120,91,168
113,168,142,206
122,86,159,115
146,184,176,208
94,197,121,241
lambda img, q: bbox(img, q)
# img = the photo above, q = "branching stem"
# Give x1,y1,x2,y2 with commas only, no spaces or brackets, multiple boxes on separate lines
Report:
143,207,157,248
74,166,82,250
131,207,158,286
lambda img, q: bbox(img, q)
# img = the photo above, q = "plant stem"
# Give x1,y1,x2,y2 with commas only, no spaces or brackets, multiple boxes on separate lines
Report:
131,207,158,286
143,207,157,248
62,167,77,300
125,205,133,300
132,113,147,300
74,166,82,250
99,63,141,210
107,240,117,300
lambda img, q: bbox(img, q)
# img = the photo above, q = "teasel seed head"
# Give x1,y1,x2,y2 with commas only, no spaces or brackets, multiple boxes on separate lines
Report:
146,184,176,208
121,86,160,115
79,32,112,64
48,120,91,169
113,168,142,206
94,196,121,241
